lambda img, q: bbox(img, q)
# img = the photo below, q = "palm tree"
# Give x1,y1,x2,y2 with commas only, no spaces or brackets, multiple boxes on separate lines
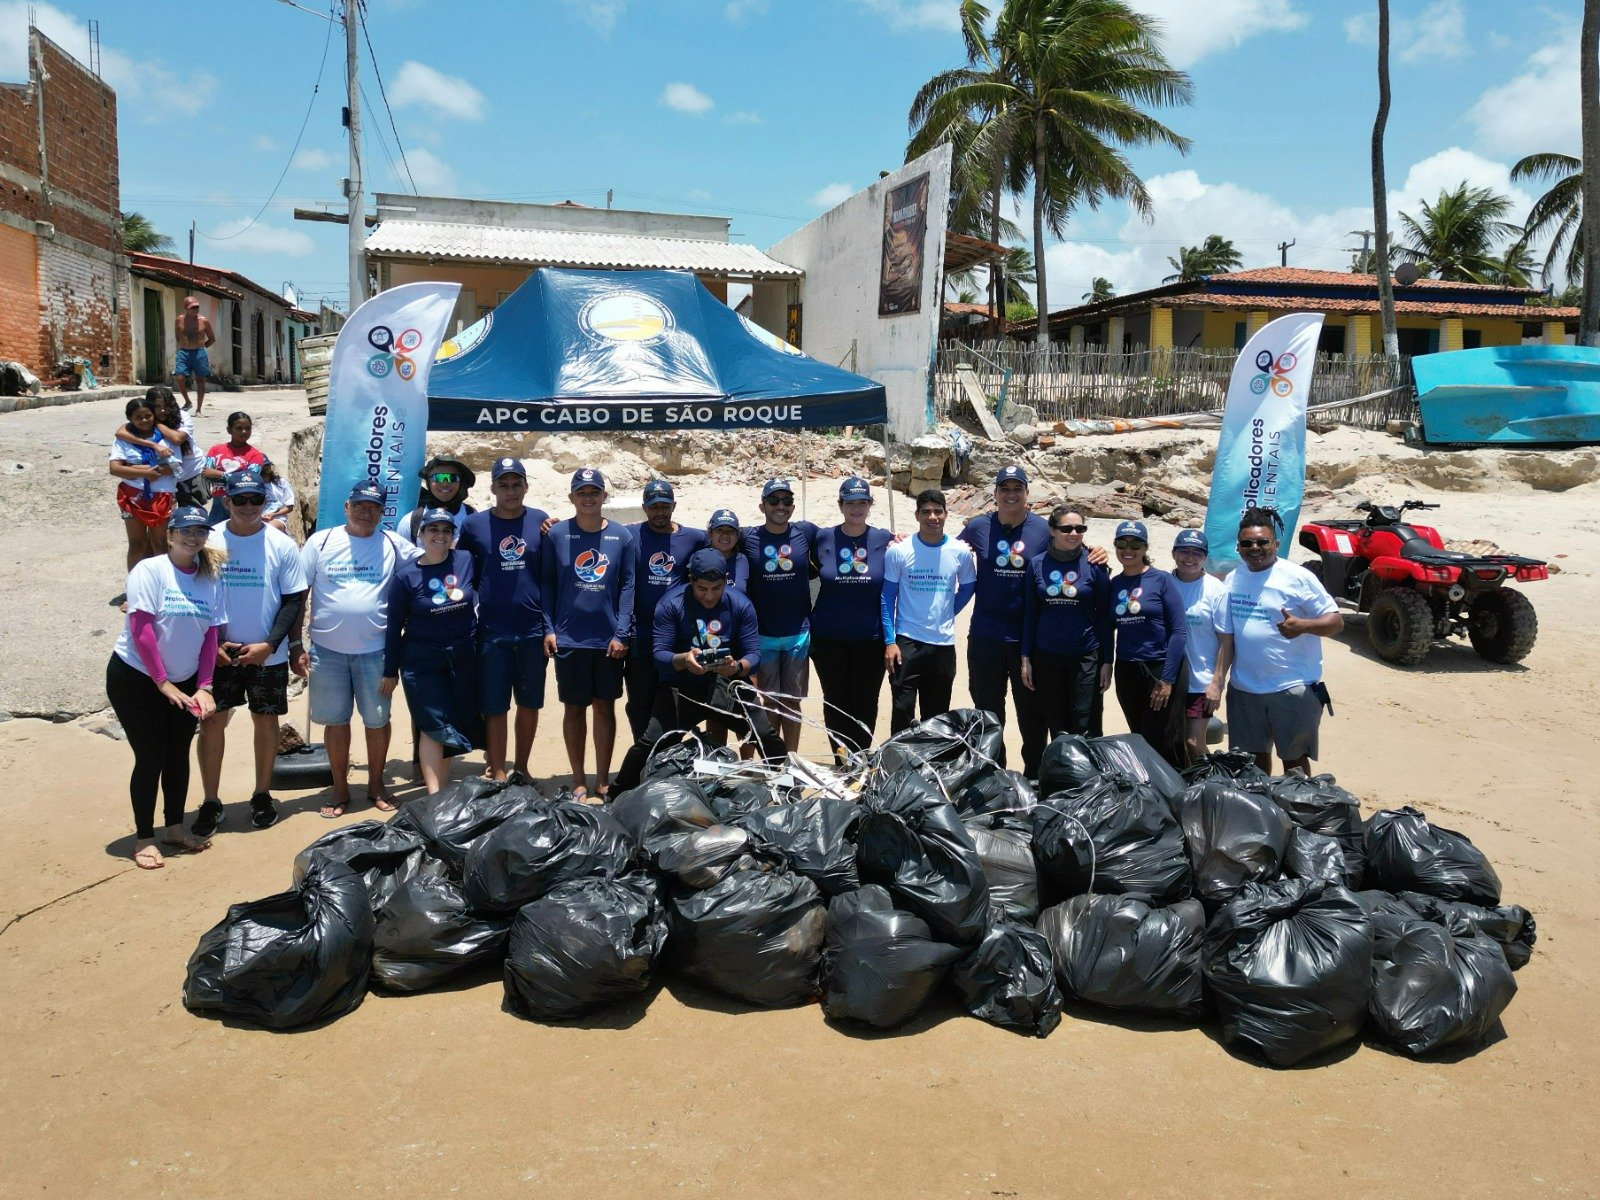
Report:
1371,0,1398,356
1082,276,1116,301
1000,243,1036,303
1163,234,1243,281
1511,152,1582,289
1398,183,1521,283
121,212,174,254
1487,241,1536,288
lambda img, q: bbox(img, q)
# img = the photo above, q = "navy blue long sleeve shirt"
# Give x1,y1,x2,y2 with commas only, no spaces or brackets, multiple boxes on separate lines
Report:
383,549,478,676
457,507,549,638
958,512,1053,643
1109,567,1189,683
741,520,820,637
540,518,636,648
651,584,762,691
810,524,893,642
1020,549,1113,661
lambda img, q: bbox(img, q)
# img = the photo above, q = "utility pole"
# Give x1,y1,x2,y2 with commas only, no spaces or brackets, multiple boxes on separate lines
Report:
343,0,366,309
1277,239,1296,267
189,220,196,267
1349,229,1375,270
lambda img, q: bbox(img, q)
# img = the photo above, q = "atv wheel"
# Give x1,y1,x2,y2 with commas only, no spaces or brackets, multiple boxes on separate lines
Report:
1468,588,1537,663
1367,588,1434,665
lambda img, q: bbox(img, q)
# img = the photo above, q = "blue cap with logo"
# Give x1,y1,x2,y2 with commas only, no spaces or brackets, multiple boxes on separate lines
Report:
348,481,386,506
168,505,213,532
707,508,740,531
995,464,1029,486
686,548,729,580
1114,519,1150,543
1173,528,1209,552
642,479,675,505
762,477,795,500
223,468,266,498
838,476,871,502
491,456,526,480
570,467,606,492
418,506,457,531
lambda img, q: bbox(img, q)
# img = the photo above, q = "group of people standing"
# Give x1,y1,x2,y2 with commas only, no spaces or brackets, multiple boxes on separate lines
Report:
107,440,1345,869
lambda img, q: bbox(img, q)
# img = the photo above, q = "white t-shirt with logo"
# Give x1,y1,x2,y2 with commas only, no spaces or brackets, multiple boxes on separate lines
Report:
114,556,225,679
111,436,176,494
1219,559,1339,694
217,523,309,666
1174,572,1228,689
300,526,421,656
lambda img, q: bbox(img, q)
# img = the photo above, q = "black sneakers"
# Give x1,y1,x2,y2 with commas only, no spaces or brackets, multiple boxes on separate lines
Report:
191,799,226,838
249,792,280,829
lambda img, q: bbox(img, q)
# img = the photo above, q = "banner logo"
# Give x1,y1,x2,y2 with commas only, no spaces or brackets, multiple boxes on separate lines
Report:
1249,349,1299,398
1116,585,1144,615
838,546,869,574
995,540,1025,569
428,574,465,605
763,543,794,573
579,293,673,344
575,549,610,582
366,324,421,381
1046,568,1079,598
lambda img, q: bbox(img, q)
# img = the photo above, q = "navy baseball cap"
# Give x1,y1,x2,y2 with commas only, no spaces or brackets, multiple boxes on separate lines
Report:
762,477,795,499
686,548,729,580
642,479,675,505
168,505,212,532
707,508,740,531
417,507,456,530
1174,529,1209,552
491,456,526,480
1114,519,1150,543
995,464,1029,486
570,467,606,492
838,476,871,502
348,482,386,505
223,469,266,498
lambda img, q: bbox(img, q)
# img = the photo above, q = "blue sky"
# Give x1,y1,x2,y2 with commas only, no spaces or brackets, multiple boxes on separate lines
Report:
0,0,1584,313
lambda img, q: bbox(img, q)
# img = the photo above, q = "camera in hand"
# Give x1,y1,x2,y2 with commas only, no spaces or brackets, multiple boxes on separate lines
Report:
699,645,731,667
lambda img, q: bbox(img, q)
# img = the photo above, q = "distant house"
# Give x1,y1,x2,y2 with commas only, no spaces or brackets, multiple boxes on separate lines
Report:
1016,267,1580,354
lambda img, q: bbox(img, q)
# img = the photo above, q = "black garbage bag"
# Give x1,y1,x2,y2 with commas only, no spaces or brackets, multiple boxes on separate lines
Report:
1369,919,1518,1056
1178,781,1294,910
1249,773,1365,886
1037,894,1205,1018
1397,892,1537,969
1201,878,1374,1067
953,768,1037,823
1283,826,1349,886
1365,807,1502,905
666,866,825,1007
1181,749,1271,786
1089,733,1187,809
949,918,1063,1038
856,771,992,945
1031,777,1190,905
1351,890,1426,956
732,797,861,897
463,802,637,915
655,825,758,890
610,777,718,845
966,821,1040,922
292,820,435,916
819,885,963,1029
1038,734,1100,797
184,860,374,1030
370,873,510,993
705,780,779,820
391,776,543,874
876,708,1003,794
503,874,669,1020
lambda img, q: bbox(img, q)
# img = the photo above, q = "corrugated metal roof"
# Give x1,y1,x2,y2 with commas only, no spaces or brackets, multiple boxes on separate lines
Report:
365,220,803,279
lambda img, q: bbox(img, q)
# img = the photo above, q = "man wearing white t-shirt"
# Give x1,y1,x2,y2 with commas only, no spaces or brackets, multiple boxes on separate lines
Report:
1171,528,1229,765
1214,509,1344,775
292,482,421,816
193,469,309,835
881,488,977,733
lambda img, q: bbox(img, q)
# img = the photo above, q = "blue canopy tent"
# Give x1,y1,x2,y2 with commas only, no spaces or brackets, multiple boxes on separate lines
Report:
425,267,887,432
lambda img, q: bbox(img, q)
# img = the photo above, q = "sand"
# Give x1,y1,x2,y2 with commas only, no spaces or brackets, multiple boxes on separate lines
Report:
2,395,1598,1196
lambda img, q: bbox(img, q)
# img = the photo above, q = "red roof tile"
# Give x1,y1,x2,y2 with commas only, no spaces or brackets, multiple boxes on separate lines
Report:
1165,292,1577,320
1212,266,1536,295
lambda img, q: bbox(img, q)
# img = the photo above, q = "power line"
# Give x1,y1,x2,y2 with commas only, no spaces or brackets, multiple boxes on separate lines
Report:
199,1,336,240
360,81,403,189
357,0,417,193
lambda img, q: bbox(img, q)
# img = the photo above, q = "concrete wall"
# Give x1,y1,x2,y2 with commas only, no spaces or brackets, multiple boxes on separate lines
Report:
759,145,951,442
131,280,302,385
374,193,728,241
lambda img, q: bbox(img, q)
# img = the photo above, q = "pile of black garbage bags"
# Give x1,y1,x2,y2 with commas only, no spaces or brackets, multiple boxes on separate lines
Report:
182,709,1534,1065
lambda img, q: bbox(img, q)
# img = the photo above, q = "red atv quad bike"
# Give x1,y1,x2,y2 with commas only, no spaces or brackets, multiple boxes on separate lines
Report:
1297,500,1547,666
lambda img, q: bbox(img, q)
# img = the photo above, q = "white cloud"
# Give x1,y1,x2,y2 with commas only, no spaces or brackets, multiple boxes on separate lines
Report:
389,60,486,122
562,0,626,36
661,82,714,114
1128,0,1308,68
398,147,458,193
810,182,855,208
291,148,334,171
845,0,962,33
1467,35,1580,158
1343,0,1466,63
689,188,713,202
205,219,315,258
725,109,763,125
725,0,767,18
253,135,277,152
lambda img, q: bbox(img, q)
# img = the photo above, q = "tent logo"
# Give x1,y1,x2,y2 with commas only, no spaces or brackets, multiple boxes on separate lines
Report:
580,292,674,344
1249,349,1298,398
436,312,492,362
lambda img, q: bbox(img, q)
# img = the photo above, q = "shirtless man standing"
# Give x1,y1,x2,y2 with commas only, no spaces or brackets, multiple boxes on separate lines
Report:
173,296,216,414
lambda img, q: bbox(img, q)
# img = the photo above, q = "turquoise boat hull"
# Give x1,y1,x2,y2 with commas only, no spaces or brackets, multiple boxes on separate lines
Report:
1411,345,1600,446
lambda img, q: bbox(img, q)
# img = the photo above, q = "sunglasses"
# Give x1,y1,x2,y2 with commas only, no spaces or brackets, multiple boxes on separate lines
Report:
1237,538,1274,548
230,495,266,506
765,497,795,506
428,472,461,484
1114,539,1146,550
1052,523,1088,534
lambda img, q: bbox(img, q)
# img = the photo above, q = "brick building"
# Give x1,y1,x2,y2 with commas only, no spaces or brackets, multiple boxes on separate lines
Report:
0,26,130,383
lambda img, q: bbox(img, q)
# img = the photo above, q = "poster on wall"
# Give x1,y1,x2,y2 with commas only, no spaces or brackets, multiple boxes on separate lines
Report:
878,173,929,317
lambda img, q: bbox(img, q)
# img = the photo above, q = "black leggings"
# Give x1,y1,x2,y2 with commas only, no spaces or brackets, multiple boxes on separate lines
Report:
1030,650,1100,738
810,635,885,754
1113,658,1189,770
106,654,200,839
967,635,1048,777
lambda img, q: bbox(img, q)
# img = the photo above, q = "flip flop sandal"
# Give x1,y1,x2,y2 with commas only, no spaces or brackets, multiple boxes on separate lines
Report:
158,835,210,854
133,845,164,869
371,795,397,813
319,800,348,819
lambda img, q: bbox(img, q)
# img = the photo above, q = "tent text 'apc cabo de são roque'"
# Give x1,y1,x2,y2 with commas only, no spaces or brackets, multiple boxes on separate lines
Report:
425,268,887,432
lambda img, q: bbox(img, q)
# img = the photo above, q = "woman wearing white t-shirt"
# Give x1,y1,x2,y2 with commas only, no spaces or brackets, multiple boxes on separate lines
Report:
260,459,296,532
105,506,226,869
109,396,177,571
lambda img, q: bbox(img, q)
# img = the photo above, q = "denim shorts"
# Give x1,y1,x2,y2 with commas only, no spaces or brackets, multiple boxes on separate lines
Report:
479,630,548,714
308,643,390,727
175,347,211,378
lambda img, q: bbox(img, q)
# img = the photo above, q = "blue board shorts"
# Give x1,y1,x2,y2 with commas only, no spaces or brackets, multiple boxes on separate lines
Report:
479,630,548,714
175,347,211,378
